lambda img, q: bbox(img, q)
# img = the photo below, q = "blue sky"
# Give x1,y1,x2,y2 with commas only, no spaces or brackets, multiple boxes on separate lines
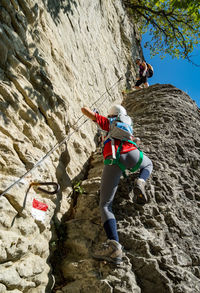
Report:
142,35,200,108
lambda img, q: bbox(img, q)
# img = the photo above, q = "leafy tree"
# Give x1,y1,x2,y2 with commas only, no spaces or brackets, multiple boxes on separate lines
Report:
123,0,200,64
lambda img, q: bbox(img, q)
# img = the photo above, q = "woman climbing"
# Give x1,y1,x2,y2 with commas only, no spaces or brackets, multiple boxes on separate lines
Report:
81,104,153,265
134,58,153,90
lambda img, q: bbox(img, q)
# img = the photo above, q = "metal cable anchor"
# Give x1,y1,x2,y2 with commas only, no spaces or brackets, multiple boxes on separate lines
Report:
30,182,60,195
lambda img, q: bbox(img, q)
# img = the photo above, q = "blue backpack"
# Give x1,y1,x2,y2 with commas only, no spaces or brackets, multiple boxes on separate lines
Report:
104,113,133,159
107,114,133,138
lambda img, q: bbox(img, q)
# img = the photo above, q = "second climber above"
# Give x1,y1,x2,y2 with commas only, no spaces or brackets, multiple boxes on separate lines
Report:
134,58,153,90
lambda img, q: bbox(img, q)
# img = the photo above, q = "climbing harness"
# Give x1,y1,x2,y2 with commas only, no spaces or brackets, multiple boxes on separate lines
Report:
99,109,143,175
0,77,123,197
104,140,143,177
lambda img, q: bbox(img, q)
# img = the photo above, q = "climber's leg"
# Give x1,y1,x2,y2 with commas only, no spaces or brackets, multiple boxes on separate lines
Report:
94,164,123,264
135,154,153,204
100,163,122,242
134,76,147,89
120,150,153,205
139,154,153,181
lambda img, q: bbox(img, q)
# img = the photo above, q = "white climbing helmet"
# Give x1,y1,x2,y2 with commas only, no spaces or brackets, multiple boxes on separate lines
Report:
108,105,127,116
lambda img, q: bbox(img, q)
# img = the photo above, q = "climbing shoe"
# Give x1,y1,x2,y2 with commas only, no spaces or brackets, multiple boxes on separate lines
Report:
93,239,122,265
133,178,147,205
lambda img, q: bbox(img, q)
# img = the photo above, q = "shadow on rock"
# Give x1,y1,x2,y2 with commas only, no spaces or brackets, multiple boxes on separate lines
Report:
45,0,77,25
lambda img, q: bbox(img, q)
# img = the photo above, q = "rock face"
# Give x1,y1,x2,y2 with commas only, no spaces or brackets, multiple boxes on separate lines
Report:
55,84,200,293
0,0,139,292
1,0,200,292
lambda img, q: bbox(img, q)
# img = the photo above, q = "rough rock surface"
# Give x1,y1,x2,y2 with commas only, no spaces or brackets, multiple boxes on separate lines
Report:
54,84,200,293
0,0,139,292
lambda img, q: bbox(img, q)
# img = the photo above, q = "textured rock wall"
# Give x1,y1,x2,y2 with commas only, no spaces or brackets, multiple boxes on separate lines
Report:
0,0,139,292
56,84,200,293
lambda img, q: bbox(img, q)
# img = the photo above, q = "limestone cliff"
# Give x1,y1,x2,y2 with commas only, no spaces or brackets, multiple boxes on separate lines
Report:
0,0,139,292
55,85,200,293
0,1,200,293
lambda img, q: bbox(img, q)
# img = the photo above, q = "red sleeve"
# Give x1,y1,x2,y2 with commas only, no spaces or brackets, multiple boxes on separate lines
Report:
95,113,110,131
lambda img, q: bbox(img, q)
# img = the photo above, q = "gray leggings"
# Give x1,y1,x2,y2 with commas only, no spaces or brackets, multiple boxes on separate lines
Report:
100,149,153,224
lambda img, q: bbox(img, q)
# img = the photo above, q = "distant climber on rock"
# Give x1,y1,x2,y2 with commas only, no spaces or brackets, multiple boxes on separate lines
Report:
134,58,153,90
81,104,153,265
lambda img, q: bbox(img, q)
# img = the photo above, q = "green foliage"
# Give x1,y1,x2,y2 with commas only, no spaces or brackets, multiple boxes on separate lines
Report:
122,88,133,94
72,181,85,195
124,0,200,63
50,241,57,247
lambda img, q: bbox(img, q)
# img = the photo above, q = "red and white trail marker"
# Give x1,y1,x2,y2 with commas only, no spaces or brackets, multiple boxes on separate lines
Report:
31,198,48,222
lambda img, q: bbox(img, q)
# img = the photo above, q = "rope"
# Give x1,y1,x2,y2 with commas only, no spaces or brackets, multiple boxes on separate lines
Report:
0,76,123,197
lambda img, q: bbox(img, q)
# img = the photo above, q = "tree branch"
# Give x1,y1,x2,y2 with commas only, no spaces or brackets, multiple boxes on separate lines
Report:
123,0,200,65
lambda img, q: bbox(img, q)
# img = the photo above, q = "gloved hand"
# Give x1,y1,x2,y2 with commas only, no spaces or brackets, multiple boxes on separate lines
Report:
133,137,141,146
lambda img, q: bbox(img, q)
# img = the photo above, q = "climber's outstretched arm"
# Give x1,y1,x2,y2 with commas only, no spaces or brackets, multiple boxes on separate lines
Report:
81,107,97,121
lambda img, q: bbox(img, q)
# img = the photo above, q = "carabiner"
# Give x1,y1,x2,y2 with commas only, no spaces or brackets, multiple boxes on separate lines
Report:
30,182,60,195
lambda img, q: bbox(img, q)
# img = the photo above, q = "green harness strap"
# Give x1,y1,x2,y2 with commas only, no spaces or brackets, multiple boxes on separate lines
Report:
104,140,143,177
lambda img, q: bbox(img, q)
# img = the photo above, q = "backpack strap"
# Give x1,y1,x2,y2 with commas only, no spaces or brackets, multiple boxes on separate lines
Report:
104,140,143,177
111,138,116,159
